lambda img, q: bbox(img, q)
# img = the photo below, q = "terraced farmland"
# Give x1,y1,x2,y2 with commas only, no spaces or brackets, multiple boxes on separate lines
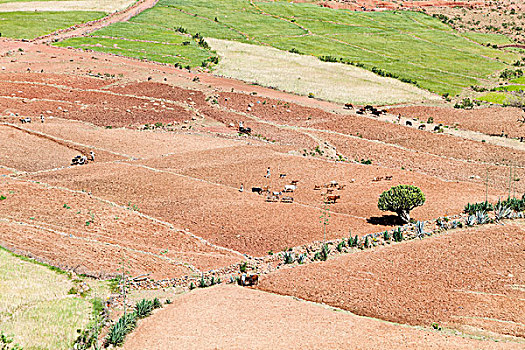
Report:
56,0,520,96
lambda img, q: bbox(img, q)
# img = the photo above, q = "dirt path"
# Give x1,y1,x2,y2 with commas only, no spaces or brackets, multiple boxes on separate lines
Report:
32,0,158,44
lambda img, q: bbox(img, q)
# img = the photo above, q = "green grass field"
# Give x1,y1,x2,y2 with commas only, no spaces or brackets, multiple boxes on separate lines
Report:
477,92,512,104
55,21,216,67
495,84,525,92
510,76,525,84
0,247,107,349
55,0,520,95
0,11,105,39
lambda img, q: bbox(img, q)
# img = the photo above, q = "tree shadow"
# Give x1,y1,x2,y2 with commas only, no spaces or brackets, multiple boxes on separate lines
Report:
367,215,403,226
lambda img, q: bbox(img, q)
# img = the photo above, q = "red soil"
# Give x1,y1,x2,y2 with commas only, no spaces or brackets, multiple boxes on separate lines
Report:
123,285,522,349
258,222,525,338
390,106,525,139
0,179,241,278
315,0,485,11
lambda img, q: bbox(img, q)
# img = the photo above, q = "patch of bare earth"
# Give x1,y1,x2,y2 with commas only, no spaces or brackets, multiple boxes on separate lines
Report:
122,284,522,349
258,222,525,339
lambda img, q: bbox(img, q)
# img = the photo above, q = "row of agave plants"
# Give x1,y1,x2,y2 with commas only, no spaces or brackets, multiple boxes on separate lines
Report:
129,195,525,292
279,195,525,266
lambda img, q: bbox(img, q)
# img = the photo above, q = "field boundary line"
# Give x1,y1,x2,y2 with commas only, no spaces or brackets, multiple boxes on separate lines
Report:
216,104,525,171
9,177,248,259
0,122,133,159
0,218,202,274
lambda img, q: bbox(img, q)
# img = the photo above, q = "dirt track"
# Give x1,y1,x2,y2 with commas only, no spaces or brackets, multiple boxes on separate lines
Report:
33,0,158,44
122,284,522,349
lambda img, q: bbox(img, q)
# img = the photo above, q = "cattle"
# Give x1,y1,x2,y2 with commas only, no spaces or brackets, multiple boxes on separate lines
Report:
313,185,322,190
20,117,31,124
371,110,381,117
434,125,441,131
372,177,383,182
239,126,251,135
252,187,264,195
283,185,296,192
325,194,340,204
71,155,87,166
356,109,364,115
364,105,374,111
290,180,299,185
418,124,426,130
265,194,279,202
406,121,412,126
344,103,353,110
239,274,259,286
88,151,95,162
279,174,286,178
385,175,393,181
327,180,338,188
337,184,346,190
281,196,294,203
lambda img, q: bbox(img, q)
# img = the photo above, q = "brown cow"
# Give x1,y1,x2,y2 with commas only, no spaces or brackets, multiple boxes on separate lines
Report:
325,195,340,204
239,274,259,286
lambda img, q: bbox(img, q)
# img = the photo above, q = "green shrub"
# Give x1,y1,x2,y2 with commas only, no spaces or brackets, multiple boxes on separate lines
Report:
1,332,22,350
239,262,247,273
283,251,294,264
152,297,162,309
378,185,425,223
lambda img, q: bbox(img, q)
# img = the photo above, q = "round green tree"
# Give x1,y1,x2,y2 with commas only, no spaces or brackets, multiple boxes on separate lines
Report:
378,185,425,223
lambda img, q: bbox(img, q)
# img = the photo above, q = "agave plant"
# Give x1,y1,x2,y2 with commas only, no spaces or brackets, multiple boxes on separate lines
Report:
415,221,429,238
475,210,488,225
494,202,512,221
393,228,403,242
283,251,294,264
336,240,346,252
436,218,447,230
135,299,153,318
465,214,476,227
297,253,307,264
450,220,459,229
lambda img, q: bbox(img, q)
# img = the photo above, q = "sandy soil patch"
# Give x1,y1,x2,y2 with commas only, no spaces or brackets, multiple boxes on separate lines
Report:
122,284,522,349
258,222,525,339
209,38,439,105
0,0,135,13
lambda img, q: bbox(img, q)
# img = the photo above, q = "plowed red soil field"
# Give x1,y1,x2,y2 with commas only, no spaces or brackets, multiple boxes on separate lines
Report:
0,179,241,278
258,222,525,338
390,106,525,139
122,285,522,350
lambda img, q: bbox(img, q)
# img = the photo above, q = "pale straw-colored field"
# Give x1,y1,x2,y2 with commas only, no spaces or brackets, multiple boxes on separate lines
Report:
209,38,440,105
0,0,135,12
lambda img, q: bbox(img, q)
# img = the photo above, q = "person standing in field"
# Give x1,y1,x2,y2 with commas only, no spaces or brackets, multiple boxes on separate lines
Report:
265,167,271,178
